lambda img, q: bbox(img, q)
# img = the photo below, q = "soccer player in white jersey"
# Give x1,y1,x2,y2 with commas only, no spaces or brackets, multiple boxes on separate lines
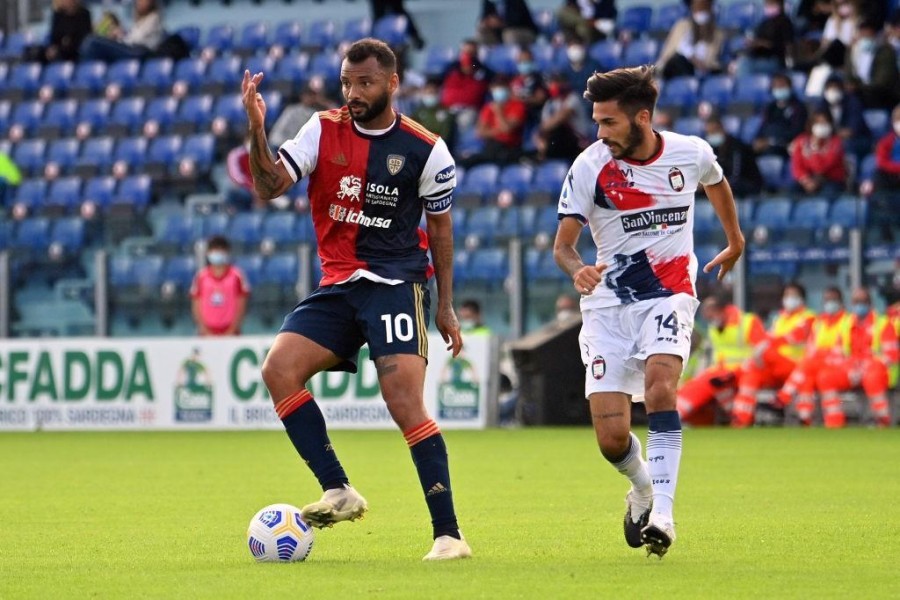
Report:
553,66,744,557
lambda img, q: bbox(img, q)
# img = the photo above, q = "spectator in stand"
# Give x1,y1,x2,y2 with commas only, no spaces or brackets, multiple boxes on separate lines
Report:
845,19,900,109
656,0,725,80
412,79,456,149
441,39,493,129
511,47,549,129
190,236,250,336
368,0,425,50
703,116,763,199
534,73,590,162
558,40,596,95
464,75,527,166
866,103,900,240
556,0,617,44
789,109,848,197
79,0,164,62
796,0,832,35
815,74,871,160
24,0,92,63
478,0,539,46
886,14,900,71
753,72,808,157
734,0,795,76
458,299,491,335
652,108,675,132
268,77,337,148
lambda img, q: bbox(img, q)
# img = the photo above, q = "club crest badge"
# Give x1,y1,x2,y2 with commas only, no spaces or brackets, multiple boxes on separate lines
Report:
591,355,606,380
387,154,405,176
668,167,685,192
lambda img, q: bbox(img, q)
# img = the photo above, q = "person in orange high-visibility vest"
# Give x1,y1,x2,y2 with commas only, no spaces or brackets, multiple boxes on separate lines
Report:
815,287,899,427
677,295,766,426
779,287,852,426
731,282,815,427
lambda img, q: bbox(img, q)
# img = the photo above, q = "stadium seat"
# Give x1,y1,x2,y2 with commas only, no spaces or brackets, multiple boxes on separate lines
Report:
145,134,182,177
497,164,534,201
790,196,831,235
227,211,265,251
49,217,85,255
156,212,197,255
341,17,372,44
44,176,81,216
173,94,213,135
721,114,741,137
12,139,46,178
621,39,658,67
455,164,500,207
496,205,538,239
530,42,556,72
309,51,342,81
104,59,141,95
144,97,179,133
262,253,300,302
162,255,197,291
0,100,10,134
115,175,153,212
423,45,455,77
175,26,201,52
261,211,300,249
453,127,484,162
69,60,106,99
200,212,230,238
674,116,704,137
533,7,558,38
829,195,866,229
173,57,208,94
8,62,42,100
693,200,718,235
465,206,502,242
244,55,276,80
484,44,519,76
859,153,877,181
272,21,303,51
10,100,44,136
453,249,471,285
0,31,35,61
756,155,787,192
45,138,80,175
236,21,269,56
178,134,215,172
651,3,686,35
699,74,734,110
234,254,264,287
76,98,111,133
40,100,78,138
272,54,309,95
467,248,509,283
617,6,654,35
719,0,758,31
450,206,467,239
732,74,771,109
528,161,569,205
535,205,560,236
107,97,146,136
40,61,75,98
739,115,762,144
113,136,149,172
11,217,51,258
135,57,174,97
203,24,235,53
863,109,890,138
588,40,622,70
83,176,117,211
694,243,721,279
373,15,410,47
752,196,792,240
203,56,242,94
305,19,337,50
658,76,699,114
11,179,47,213
75,136,114,177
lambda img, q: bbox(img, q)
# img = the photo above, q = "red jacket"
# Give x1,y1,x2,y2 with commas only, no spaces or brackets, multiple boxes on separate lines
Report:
790,133,847,184
874,131,900,175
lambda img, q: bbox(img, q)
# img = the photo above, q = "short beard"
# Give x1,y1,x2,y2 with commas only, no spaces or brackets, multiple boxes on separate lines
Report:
348,91,391,125
615,120,645,159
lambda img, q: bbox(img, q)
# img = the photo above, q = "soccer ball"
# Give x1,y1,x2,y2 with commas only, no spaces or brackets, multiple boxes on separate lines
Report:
247,504,315,562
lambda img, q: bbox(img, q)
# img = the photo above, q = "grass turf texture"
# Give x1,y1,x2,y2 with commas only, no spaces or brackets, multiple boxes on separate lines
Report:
2,428,897,599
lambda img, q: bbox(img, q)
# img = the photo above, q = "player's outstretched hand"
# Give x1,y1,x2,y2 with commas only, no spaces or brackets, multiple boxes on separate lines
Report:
572,263,607,296
241,70,267,130
703,243,744,281
436,304,463,357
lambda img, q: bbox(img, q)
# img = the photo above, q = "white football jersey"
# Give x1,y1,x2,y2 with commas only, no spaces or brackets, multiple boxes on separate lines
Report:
558,130,724,309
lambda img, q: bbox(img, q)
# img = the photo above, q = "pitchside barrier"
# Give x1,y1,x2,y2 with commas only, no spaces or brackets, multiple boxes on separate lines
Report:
0,334,494,431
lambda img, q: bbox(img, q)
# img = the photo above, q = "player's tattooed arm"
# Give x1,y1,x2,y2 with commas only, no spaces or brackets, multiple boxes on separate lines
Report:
248,127,293,201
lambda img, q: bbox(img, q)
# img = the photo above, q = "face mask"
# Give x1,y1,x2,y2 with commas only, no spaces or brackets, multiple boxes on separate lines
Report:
207,252,229,266
693,10,711,25
421,93,439,108
459,319,476,331
783,295,803,311
706,132,725,147
859,38,876,53
894,120,900,137
772,87,791,102
517,62,534,75
811,123,832,139
823,88,843,104
763,4,781,17
822,300,841,315
567,45,585,63
491,88,509,103
851,302,871,318
556,309,576,322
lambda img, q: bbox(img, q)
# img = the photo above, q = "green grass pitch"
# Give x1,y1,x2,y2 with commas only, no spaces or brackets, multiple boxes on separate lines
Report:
2,428,898,599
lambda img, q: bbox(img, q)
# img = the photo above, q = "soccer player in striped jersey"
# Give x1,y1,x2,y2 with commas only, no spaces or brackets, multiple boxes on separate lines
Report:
554,66,744,557
241,38,470,561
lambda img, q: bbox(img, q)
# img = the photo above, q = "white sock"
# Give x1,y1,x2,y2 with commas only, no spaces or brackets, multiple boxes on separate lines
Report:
647,411,683,520
610,432,652,497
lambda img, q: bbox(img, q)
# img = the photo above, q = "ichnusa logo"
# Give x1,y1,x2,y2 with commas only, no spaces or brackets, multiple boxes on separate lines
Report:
437,354,480,420
620,206,689,234
174,348,213,423
329,204,392,229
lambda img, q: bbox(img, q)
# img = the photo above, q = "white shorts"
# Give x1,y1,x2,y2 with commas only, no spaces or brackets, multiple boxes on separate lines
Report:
578,293,699,398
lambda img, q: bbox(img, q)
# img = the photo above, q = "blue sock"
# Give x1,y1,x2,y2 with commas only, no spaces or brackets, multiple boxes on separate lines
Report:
406,420,460,539
277,390,348,491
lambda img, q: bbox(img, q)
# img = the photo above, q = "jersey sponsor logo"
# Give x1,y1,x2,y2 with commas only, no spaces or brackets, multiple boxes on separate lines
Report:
620,206,689,234
425,194,452,212
329,204,393,229
337,175,362,202
435,164,456,183
365,182,400,207
387,154,405,176
668,167,685,191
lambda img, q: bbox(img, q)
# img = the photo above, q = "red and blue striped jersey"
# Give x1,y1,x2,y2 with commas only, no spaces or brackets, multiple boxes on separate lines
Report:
279,107,456,286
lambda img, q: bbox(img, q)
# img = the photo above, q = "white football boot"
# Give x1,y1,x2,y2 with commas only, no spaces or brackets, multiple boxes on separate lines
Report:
423,533,472,561
641,513,676,558
300,484,368,528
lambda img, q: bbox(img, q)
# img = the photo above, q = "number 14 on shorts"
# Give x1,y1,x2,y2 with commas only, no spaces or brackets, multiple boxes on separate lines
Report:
653,311,684,344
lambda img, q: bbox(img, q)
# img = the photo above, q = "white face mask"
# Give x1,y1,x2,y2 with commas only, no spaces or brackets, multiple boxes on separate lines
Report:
782,295,803,312
811,123,832,139
693,10,711,25
893,120,900,137
823,88,843,105
567,45,585,64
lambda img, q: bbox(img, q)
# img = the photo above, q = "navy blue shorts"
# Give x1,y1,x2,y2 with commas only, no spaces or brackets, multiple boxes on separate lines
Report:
280,279,430,373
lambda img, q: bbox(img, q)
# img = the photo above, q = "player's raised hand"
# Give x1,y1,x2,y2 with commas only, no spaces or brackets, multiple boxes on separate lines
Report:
572,263,607,296
241,70,267,130
435,304,463,357
703,243,743,281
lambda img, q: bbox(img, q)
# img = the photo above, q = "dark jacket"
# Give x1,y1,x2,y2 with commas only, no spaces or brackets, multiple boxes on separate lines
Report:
712,134,763,198
49,6,93,61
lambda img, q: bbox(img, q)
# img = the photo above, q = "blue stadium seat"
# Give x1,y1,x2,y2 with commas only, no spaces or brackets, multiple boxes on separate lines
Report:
496,205,537,239
146,135,183,175
40,99,78,137
212,94,245,127
178,134,215,171
0,220,12,251
621,39,658,67
40,61,74,97
113,137,149,171
272,54,309,92
203,56,242,93
109,254,137,288
200,212,230,237
859,153,877,181
617,6,653,35
175,26,200,52
203,24,235,53
373,15,410,47
536,205,561,235
309,51,342,80
453,127,484,162
651,3,686,34
104,59,141,95
227,211,265,250
588,40,622,70
136,57,174,97
829,196,866,229
173,57,207,93
456,164,500,206
264,253,299,285
50,217,85,254
107,97,146,136
533,7,558,38
467,248,509,283
791,197,830,229
699,74,734,110
83,176,117,211
341,17,372,44
173,95,213,134
45,138,80,174
528,161,569,204
530,42,556,72
115,175,152,211
156,213,196,253
719,0,758,31
693,200,718,234
466,206,502,242
453,249,470,285
70,60,106,98
790,71,808,100
9,62,42,99
261,212,300,248
740,115,762,144
76,98,110,132
756,155,787,192
733,74,771,108
10,100,44,136
721,114,741,137
44,176,82,215
130,255,165,288
305,20,337,49
752,196,792,238
484,44,519,76
674,116,704,137
12,217,50,258
694,244,721,279
659,76,699,112
0,100,10,134
75,136,114,176
11,179,47,213
450,206,467,239
234,254,264,287
0,31,35,61
272,21,303,50
163,255,198,291
423,45,456,77
497,164,534,201
863,109,890,139
144,97,179,132
236,21,269,55
244,55,276,79
12,139,46,177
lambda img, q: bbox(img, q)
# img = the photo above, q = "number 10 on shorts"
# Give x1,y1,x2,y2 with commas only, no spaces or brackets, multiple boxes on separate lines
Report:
381,313,414,343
